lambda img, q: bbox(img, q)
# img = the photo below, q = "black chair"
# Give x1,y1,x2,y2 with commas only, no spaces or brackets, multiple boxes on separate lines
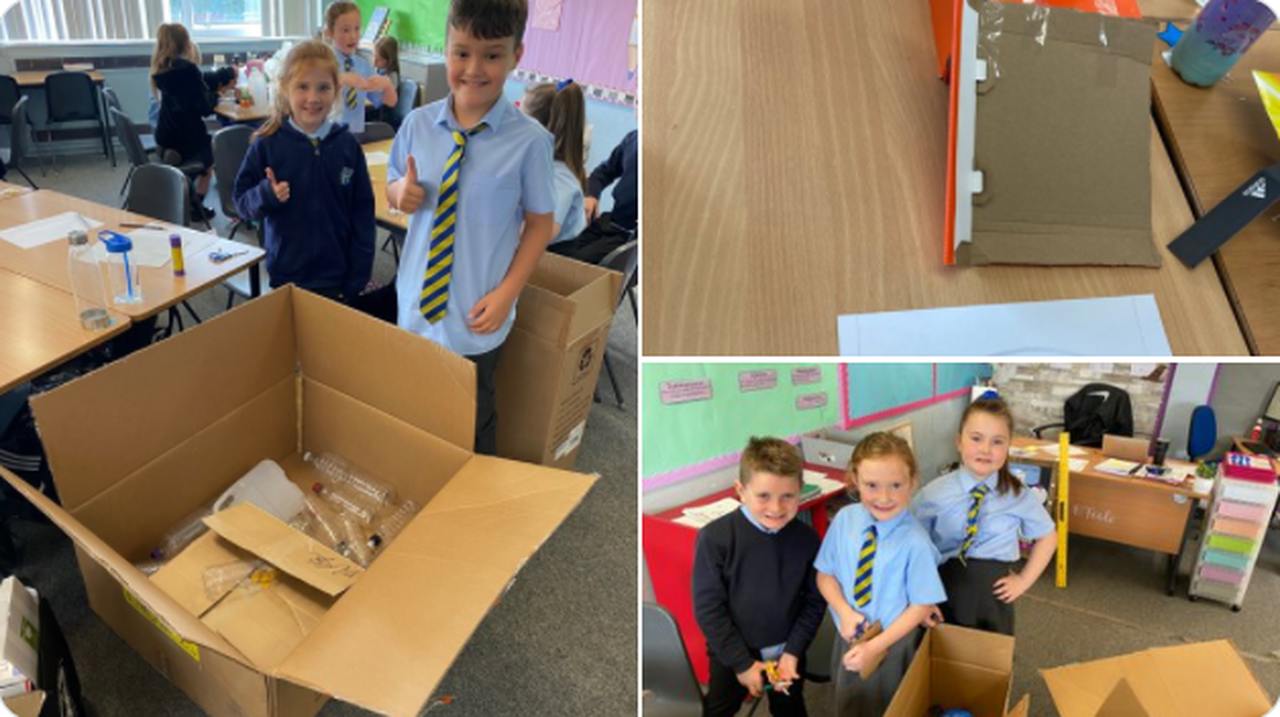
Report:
390,77,418,128
43,71,111,167
101,87,157,168
211,124,264,309
4,96,37,188
1032,383,1134,448
641,603,703,717
0,75,18,126
122,163,204,337
594,238,637,408
363,121,395,142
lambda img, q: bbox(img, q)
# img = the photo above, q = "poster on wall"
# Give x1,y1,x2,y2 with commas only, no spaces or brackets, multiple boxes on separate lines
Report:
532,0,564,31
520,0,639,94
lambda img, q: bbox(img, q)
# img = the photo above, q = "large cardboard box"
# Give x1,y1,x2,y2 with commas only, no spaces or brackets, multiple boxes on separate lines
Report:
0,287,598,717
885,624,1029,717
1041,640,1274,717
497,252,621,469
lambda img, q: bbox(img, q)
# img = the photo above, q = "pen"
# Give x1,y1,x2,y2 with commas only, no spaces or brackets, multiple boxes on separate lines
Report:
120,222,166,230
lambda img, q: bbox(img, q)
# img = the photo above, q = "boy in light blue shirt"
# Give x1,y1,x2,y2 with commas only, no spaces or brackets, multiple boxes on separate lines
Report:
323,2,397,137
815,432,945,716
383,0,554,455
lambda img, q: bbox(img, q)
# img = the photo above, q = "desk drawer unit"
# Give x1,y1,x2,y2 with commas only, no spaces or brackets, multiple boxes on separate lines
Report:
1189,473,1278,611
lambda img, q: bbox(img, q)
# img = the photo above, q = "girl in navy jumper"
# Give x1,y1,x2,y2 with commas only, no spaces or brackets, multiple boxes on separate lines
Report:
151,23,218,212
233,40,374,302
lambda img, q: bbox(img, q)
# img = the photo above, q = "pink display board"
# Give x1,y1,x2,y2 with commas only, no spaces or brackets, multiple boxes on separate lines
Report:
519,0,638,93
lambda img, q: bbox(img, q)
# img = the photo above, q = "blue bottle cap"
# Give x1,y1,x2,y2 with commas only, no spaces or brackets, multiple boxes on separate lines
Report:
97,229,133,253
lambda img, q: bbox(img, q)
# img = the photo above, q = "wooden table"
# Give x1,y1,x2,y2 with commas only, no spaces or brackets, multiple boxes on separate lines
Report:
1137,0,1206,21
0,269,129,394
363,139,408,231
1151,32,1280,355
12,70,106,87
1012,437,1208,594
213,98,269,123
0,190,263,319
641,0,1247,355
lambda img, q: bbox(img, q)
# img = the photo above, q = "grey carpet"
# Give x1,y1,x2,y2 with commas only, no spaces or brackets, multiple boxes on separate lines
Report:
4,151,637,717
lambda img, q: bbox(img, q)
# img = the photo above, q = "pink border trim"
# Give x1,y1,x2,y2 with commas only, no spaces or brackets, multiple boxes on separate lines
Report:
642,435,803,492
843,387,970,430
839,365,851,428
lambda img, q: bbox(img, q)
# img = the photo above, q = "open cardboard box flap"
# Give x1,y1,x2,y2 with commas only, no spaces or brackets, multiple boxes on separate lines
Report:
202,504,363,597
885,624,1027,717
1041,640,1274,717
11,287,600,716
516,252,621,348
2,691,44,717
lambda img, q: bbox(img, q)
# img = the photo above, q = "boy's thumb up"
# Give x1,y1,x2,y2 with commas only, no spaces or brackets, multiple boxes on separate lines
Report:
404,154,418,183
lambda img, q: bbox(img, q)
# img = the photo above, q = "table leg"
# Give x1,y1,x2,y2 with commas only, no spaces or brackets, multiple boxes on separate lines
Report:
1169,499,1199,596
249,264,261,297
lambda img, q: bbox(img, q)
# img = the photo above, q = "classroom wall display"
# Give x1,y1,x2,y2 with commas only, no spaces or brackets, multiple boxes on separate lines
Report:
642,364,841,485
354,0,449,53
519,0,638,93
841,364,992,429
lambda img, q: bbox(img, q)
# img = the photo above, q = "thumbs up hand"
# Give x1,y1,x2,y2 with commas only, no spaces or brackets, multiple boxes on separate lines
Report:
265,167,290,203
389,154,426,214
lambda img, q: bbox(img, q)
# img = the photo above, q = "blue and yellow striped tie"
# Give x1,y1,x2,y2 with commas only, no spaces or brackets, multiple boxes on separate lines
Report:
344,56,357,109
420,123,487,323
853,525,876,608
960,483,990,560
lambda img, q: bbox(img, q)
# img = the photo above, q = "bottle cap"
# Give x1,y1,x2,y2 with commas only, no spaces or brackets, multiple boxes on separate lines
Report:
98,230,133,253
68,229,89,246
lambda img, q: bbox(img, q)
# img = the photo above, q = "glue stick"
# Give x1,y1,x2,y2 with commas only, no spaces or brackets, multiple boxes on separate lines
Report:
170,233,185,277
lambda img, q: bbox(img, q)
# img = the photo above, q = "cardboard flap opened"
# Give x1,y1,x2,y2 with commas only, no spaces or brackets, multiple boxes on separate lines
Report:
1041,640,1274,717
1,287,599,717
885,624,1030,717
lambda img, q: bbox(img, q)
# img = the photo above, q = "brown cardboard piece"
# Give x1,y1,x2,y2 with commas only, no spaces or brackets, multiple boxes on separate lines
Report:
202,504,362,597
1041,639,1274,717
958,2,1161,266
2,691,44,717
884,624,1024,717
496,252,621,469
0,287,599,717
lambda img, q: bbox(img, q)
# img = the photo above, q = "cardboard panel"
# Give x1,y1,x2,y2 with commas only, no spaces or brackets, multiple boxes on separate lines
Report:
270,679,328,717
202,575,333,670
70,377,297,563
204,505,362,597
884,630,933,717
495,328,563,463
299,378,471,508
291,288,476,453
273,455,597,716
511,282,574,346
930,660,1013,717
933,623,1015,672
151,530,256,617
30,288,297,512
2,691,44,717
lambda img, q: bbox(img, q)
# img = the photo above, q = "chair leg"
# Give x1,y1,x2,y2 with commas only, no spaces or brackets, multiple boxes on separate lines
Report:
627,286,637,322
118,165,133,197
603,352,623,408
228,220,241,242
182,300,202,325
14,166,36,189
226,288,237,311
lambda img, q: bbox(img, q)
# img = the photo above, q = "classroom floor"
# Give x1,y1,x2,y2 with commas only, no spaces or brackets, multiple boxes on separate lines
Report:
3,151,638,716
735,520,1280,716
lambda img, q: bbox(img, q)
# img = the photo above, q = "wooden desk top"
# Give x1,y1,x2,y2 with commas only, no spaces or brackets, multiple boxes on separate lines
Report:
0,269,129,394
641,0,1246,356
0,190,263,319
214,98,269,123
0,182,33,201
1137,0,1205,21
1151,33,1280,355
13,70,106,87
1011,436,1207,499
363,139,409,231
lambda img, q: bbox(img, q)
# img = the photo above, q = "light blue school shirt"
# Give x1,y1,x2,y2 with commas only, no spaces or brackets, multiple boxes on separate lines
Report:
738,505,787,660
814,504,945,633
334,48,381,134
549,160,586,245
389,96,555,356
912,467,1056,563
288,117,333,141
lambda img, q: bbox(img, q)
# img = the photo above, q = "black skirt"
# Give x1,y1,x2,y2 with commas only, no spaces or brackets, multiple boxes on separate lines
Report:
938,557,1017,635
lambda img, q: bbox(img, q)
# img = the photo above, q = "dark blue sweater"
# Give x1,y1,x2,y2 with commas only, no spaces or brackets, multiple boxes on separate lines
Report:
232,122,374,299
587,129,637,232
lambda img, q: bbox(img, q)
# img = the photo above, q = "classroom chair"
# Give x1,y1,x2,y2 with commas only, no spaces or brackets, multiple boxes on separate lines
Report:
1032,383,1134,448
641,603,703,717
1187,405,1217,462
101,87,157,169
4,96,38,188
43,71,111,168
122,163,204,338
109,106,200,200
593,238,637,408
0,75,18,126
362,121,395,143
212,124,264,310
390,77,419,128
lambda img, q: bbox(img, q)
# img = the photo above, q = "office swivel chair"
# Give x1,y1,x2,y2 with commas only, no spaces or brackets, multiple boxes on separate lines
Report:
1033,383,1134,448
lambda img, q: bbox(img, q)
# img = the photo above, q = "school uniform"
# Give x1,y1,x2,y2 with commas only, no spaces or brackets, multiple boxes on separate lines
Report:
387,95,554,455
232,119,375,300
815,504,945,717
693,507,825,717
547,129,636,263
549,160,586,246
912,468,1055,635
334,48,382,135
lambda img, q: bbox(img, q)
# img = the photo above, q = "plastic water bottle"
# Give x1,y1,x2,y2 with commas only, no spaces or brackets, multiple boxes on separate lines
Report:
1171,0,1277,87
368,498,419,551
66,229,112,330
151,505,213,560
301,495,360,562
311,481,376,524
304,451,396,509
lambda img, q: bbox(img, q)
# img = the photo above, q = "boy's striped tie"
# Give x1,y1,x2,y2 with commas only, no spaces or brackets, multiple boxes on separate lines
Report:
420,123,488,323
853,525,876,608
960,483,991,560
344,56,357,109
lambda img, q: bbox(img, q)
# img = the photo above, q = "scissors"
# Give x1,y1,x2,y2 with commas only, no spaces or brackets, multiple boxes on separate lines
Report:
209,248,249,263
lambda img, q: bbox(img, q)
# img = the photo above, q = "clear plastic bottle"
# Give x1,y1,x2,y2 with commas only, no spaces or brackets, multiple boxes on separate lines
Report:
302,495,356,560
304,451,396,509
368,498,420,551
311,481,376,525
66,229,112,330
340,514,373,567
151,504,213,560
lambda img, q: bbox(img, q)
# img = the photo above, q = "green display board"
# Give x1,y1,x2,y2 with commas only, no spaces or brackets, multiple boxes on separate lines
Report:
936,363,994,394
642,364,840,478
354,1,450,52
847,364,933,420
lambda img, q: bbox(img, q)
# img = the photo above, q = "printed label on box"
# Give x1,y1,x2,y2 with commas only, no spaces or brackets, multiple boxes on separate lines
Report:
660,379,712,404
791,367,822,385
555,420,586,460
123,588,201,663
738,370,778,392
796,392,828,410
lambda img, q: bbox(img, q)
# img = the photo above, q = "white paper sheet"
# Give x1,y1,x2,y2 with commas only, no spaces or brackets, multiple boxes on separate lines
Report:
0,212,103,249
364,151,390,166
803,471,846,497
836,295,1172,356
85,227,219,268
1037,443,1089,457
